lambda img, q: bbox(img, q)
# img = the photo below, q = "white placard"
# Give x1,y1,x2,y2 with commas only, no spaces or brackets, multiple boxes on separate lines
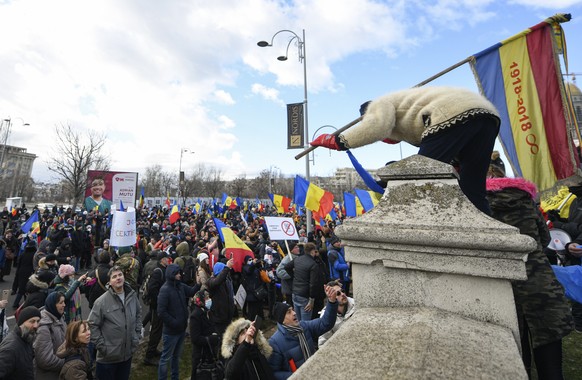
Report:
109,207,137,247
264,217,299,241
111,172,138,208
234,284,247,309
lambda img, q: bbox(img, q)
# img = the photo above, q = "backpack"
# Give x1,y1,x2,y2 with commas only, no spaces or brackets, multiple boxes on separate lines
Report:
141,267,162,305
116,255,139,291
181,256,196,286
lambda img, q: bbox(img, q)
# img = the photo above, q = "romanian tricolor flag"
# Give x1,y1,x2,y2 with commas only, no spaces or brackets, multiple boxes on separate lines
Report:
355,188,382,213
471,13,579,191
169,204,180,224
21,210,40,234
165,193,171,209
293,175,334,217
139,187,145,209
269,193,292,214
193,202,201,215
344,192,364,217
213,218,254,272
10,207,17,216
222,193,238,210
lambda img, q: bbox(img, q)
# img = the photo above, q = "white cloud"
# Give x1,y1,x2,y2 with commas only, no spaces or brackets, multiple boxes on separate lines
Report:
212,90,236,105
251,83,283,105
509,0,582,8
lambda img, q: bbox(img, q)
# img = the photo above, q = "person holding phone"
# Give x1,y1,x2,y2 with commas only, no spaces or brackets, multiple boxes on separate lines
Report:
221,317,275,380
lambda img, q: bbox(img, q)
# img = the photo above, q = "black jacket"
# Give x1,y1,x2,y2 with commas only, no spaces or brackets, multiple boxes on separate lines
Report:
0,328,35,380
189,305,220,355
147,263,166,309
157,264,199,335
206,266,235,325
225,342,276,380
285,253,326,299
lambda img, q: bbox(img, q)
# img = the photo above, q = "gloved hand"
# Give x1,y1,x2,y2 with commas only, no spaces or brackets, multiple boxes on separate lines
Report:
311,134,343,151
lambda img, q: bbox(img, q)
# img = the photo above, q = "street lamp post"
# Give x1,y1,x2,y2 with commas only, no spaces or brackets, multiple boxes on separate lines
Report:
258,29,312,234
269,165,280,194
178,148,194,207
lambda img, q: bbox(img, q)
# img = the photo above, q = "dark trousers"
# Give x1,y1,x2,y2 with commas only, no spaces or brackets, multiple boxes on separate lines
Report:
190,343,203,380
572,300,582,331
95,357,132,380
146,307,163,359
418,115,499,215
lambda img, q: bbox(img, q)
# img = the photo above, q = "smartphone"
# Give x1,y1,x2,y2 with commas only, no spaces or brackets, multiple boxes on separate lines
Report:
1,289,9,302
253,315,262,336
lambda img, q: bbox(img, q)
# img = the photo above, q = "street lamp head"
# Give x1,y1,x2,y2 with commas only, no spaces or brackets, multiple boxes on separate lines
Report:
257,41,271,47
277,56,288,61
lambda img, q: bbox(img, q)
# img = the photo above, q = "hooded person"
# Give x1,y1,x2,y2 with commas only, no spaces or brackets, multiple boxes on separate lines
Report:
156,263,200,380
33,239,53,271
0,306,41,379
20,271,54,309
34,291,67,380
241,254,266,324
13,239,38,308
222,318,275,380
486,154,573,379
189,290,220,379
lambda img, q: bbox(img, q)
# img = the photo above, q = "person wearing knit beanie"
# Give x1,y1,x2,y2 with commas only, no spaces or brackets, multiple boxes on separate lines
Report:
0,306,40,379
18,306,41,326
58,264,76,278
272,302,292,325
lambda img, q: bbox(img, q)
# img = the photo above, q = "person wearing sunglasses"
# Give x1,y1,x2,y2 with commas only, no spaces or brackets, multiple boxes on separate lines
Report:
318,280,356,347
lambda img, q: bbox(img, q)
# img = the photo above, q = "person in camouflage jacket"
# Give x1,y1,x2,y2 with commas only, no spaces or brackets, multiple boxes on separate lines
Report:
486,158,573,379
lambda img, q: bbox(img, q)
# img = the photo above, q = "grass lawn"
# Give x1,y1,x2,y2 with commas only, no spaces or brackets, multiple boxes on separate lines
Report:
563,330,581,380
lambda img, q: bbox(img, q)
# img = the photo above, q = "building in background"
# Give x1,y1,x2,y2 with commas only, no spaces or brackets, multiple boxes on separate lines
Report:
0,144,37,198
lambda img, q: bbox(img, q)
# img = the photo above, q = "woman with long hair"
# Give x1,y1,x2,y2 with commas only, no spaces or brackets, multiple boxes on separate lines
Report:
196,252,211,290
34,291,67,380
56,320,93,379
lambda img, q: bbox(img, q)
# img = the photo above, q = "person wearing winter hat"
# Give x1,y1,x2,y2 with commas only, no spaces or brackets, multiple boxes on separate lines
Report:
156,263,200,380
267,285,338,379
53,264,88,323
0,306,41,379
34,292,67,380
189,290,220,379
222,318,275,380
206,258,235,336
196,252,211,291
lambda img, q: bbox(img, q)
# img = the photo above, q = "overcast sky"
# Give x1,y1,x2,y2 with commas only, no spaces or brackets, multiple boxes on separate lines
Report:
1,0,581,186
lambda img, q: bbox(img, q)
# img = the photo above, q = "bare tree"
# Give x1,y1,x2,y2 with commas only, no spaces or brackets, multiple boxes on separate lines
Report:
229,175,248,197
182,163,208,200
204,166,224,198
46,124,110,208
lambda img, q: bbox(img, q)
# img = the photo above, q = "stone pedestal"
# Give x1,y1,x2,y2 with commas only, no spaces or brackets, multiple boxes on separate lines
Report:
292,155,530,379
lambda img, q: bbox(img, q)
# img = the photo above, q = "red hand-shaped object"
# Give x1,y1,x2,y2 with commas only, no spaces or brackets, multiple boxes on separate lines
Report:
310,133,340,150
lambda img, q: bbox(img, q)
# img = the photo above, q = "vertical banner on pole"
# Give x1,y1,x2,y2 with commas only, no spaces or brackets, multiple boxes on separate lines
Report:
287,102,304,149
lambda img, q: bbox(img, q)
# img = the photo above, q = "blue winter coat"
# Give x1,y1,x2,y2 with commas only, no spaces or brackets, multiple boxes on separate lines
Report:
157,264,200,335
268,300,338,379
327,247,349,282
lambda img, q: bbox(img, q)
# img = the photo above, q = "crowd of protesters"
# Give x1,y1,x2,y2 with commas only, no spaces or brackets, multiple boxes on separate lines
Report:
0,162,579,380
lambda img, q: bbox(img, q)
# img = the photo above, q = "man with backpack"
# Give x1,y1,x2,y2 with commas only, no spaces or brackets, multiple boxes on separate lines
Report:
115,246,141,292
143,251,169,366
174,248,197,287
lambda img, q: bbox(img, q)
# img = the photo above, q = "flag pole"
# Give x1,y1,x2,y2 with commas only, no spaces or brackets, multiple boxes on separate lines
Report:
294,56,473,161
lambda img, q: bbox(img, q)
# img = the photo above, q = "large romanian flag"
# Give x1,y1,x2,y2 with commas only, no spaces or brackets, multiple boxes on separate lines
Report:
213,218,254,272
269,193,292,214
293,175,334,217
221,193,238,210
471,13,579,191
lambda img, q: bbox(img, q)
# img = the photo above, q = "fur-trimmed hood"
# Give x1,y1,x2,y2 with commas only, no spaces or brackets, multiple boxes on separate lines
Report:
486,177,538,199
28,273,49,289
221,318,272,359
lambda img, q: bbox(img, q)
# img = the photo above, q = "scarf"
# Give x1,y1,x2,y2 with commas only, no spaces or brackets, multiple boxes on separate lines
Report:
283,324,311,360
